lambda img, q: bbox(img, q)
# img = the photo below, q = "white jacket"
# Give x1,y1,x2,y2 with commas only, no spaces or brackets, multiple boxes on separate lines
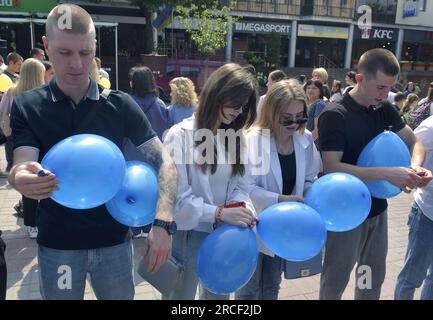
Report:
246,129,322,255
163,116,253,232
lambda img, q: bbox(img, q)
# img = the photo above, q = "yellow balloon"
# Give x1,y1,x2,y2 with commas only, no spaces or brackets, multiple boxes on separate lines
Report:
0,74,13,93
98,77,111,89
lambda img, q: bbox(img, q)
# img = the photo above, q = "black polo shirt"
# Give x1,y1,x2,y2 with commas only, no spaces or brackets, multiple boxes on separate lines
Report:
318,93,405,219
10,78,157,250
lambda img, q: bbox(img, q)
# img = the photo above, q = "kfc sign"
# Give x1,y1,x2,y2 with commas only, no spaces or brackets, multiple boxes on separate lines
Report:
372,29,394,39
357,27,396,41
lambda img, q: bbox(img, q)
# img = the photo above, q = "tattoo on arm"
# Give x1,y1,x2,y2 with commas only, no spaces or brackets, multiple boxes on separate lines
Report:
138,137,178,220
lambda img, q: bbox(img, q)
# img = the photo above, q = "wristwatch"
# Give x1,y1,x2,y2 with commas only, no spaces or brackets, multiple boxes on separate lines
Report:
153,219,177,235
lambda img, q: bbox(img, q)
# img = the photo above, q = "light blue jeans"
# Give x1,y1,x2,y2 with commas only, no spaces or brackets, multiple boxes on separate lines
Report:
163,230,229,300
38,240,135,300
395,202,433,300
319,210,387,300
235,252,282,300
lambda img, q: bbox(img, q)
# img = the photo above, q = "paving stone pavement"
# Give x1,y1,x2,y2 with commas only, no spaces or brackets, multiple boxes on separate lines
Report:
0,145,421,300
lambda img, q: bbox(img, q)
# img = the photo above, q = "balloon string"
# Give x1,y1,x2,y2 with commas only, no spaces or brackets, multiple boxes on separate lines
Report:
127,197,136,204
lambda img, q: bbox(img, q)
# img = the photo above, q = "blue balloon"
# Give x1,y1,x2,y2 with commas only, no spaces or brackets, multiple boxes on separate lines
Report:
41,134,125,209
305,172,372,232
106,161,158,227
357,130,411,199
256,202,326,261
196,225,258,295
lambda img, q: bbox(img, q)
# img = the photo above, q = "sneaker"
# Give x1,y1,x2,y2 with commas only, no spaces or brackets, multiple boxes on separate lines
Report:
14,201,24,218
28,226,38,239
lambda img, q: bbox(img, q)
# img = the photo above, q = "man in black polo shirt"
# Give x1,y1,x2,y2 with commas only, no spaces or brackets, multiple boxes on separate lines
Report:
318,48,432,300
7,4,178,300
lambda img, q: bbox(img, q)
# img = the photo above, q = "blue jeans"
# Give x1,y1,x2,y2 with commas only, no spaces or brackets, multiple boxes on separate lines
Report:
163,230,229,300
38,240,135,300
395,202,433,300
319,210,388,300
235,253,282,300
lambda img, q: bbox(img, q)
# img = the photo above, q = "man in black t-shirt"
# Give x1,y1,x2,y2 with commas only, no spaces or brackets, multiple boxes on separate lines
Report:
7,4,178,300
318,48,432,300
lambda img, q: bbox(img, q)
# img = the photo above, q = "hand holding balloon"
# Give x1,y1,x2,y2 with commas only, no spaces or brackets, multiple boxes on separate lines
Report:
196,225,259,295
219,206,257,228
11,161,60,200
41,134,125,209
357,130,411,199
382,167,423,193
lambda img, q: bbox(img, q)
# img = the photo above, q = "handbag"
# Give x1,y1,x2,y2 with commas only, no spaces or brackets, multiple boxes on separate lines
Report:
282,251,323,279
137,254,184,296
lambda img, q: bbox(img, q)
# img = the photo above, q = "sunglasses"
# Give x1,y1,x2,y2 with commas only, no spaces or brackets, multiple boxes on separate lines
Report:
225,104,249,112
279,118,308,126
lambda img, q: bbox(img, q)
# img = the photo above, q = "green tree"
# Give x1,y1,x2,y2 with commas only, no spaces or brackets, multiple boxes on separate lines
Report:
127,0,215,54
266,32,281,67
176,1,238,80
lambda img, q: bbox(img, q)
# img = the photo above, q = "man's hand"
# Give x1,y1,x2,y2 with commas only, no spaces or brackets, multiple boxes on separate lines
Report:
10,161,59,200
384,167,423,193
142,225,172,273
412,165,433,188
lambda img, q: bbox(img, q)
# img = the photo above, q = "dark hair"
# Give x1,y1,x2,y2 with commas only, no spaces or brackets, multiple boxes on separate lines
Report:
297,74,306,83
304,78,324,99
6,52,23,64
358,48,400,79
269,69,286,82
129,66,158,96
42,61,52,71
195,63,258,176
394,92,405,103
346,71,357,83
30,48,44,58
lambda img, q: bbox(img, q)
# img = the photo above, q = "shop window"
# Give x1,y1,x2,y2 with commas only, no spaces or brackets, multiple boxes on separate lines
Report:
180,66,200,77
419,0,427,11
166,65,175,77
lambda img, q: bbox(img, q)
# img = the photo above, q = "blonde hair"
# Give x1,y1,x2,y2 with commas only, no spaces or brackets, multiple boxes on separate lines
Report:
11,58,45,97
254,79,308,143
312,67,328,83
402,93,419,114
169,77,198,107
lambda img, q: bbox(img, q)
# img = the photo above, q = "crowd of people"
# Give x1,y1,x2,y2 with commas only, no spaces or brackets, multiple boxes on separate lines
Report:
1,3,433,301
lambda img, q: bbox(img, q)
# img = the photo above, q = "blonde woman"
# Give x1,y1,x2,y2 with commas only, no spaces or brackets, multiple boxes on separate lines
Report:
167,77,198,125
236,79,322,300
401,93,419,124
0,58,45,239
0,58,45,171
312,67,330,99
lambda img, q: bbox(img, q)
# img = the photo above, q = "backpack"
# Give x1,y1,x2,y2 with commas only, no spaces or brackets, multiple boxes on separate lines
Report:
408,100,432,130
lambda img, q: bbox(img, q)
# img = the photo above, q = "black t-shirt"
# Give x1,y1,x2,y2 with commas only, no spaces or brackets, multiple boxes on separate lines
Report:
10,79,157,250
318,93,405,218
278,152,296,196
3,70,19,84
